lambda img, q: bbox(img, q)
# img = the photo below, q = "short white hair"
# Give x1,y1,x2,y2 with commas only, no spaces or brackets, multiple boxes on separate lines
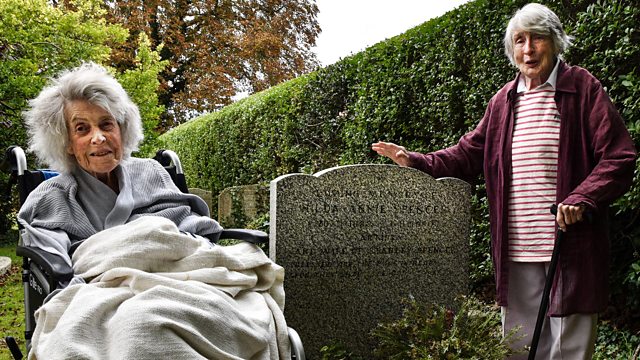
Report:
23,62,143,173
503,3,573,66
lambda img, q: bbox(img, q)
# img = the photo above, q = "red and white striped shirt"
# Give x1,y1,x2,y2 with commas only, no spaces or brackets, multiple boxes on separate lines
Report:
508,83,560,262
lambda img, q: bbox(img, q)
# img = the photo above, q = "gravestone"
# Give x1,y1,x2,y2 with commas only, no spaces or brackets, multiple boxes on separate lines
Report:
217,184,269,228
188,188,214,215
270,164,472,358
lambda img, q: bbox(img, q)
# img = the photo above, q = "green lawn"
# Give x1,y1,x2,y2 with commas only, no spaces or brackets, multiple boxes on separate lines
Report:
0,238,25,360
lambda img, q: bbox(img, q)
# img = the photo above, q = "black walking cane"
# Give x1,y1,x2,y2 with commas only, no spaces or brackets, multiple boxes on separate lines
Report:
528,204,591,359
527,204,562,359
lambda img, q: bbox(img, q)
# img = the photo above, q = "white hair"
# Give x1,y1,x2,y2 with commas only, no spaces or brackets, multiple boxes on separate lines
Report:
503,3,573,66
23,62,143,173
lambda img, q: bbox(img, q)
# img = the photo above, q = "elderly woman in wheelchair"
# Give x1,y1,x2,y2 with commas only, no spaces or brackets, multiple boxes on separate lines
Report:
10,62,300,359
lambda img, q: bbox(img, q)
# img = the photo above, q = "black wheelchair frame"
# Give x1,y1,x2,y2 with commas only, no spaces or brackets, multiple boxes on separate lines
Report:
3,146,305,360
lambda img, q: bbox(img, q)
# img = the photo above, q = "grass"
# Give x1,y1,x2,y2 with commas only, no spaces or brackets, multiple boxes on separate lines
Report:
1,231,25,360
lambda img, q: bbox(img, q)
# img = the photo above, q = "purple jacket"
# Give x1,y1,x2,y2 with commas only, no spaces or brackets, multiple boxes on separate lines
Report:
408,62,637,315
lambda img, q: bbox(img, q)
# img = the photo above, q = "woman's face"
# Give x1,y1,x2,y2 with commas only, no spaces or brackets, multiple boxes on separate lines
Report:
513,30,556,90
65,99,123,180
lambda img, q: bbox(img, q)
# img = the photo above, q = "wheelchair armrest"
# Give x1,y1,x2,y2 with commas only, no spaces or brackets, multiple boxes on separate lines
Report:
219,229,268,244
16,245,74,283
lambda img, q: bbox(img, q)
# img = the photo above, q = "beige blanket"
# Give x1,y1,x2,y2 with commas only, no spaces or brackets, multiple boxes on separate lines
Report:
29,216,289,360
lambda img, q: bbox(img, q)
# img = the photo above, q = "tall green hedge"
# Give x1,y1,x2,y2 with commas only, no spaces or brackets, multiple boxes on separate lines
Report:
158,0,640,326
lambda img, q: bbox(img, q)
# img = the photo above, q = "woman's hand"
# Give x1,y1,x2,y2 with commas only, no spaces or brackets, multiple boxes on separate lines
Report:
556,203,586,232
371,141,410,167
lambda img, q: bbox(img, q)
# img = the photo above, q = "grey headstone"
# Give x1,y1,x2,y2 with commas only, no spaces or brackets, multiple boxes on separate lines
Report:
188,188,214,215
217,184,269,228
270,164,471,358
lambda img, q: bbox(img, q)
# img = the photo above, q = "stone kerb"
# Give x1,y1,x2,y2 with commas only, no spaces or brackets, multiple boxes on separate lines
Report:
0,256,11,277
270,164,472,358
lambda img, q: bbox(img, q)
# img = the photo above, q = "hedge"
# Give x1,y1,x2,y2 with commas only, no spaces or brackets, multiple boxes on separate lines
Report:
158,0,640,328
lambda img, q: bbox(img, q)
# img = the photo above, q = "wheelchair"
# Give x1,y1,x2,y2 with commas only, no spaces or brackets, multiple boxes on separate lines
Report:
3,146,305,360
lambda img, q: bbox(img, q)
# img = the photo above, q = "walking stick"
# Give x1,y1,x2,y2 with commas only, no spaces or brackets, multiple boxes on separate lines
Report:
527,205,562,360
528,204,591,359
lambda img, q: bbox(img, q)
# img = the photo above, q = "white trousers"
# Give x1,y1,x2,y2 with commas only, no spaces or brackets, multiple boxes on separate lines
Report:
501,261,597,360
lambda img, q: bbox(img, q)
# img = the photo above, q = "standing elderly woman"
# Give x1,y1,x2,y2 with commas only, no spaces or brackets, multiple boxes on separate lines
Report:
18,62,288,359
373,3,636,359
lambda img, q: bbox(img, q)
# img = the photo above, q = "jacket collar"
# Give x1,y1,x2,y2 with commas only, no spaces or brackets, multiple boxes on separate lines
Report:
554,61,578,94
506,75,520,103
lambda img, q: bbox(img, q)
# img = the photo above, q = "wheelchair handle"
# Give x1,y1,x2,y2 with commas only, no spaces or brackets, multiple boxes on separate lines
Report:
155,149,183,175
5,146,27,176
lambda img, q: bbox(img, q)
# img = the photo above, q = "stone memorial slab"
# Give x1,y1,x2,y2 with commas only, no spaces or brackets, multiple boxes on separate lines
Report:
218,184,269,228
188,188,214,214
270,164,471,358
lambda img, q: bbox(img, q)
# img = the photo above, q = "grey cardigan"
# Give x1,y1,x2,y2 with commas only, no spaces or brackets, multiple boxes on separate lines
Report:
18,157,222,267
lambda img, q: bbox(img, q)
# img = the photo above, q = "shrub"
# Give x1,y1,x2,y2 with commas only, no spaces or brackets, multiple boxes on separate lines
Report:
320,342,361,360
593,322,640,360
370,296,521,360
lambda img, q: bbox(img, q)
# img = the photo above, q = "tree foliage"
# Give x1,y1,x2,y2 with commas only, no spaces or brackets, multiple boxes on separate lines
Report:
104,0,321,127
115,32,169,156
0,0,126,133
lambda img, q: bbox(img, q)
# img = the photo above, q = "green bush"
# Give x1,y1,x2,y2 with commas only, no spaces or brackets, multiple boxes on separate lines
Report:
593,322,640,360
370,296,520,360
318,296,640,359
158,0,640,330
317,296,519,360
320,342,361,360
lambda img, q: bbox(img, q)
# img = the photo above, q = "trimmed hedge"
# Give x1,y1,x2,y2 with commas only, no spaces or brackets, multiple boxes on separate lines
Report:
158,0,640,327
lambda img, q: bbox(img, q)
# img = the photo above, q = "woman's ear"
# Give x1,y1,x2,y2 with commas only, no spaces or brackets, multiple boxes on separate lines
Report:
66,142,75,155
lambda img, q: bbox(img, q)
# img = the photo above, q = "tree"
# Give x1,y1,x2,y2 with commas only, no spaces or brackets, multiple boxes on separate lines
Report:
104,0,321,127
0,0,127,138
116,32,169,156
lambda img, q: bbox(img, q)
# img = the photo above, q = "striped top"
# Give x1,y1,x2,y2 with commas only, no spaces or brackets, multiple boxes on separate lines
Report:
508,84,560,262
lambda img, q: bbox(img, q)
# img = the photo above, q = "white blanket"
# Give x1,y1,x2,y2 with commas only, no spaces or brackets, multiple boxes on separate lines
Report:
29,216,289,360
